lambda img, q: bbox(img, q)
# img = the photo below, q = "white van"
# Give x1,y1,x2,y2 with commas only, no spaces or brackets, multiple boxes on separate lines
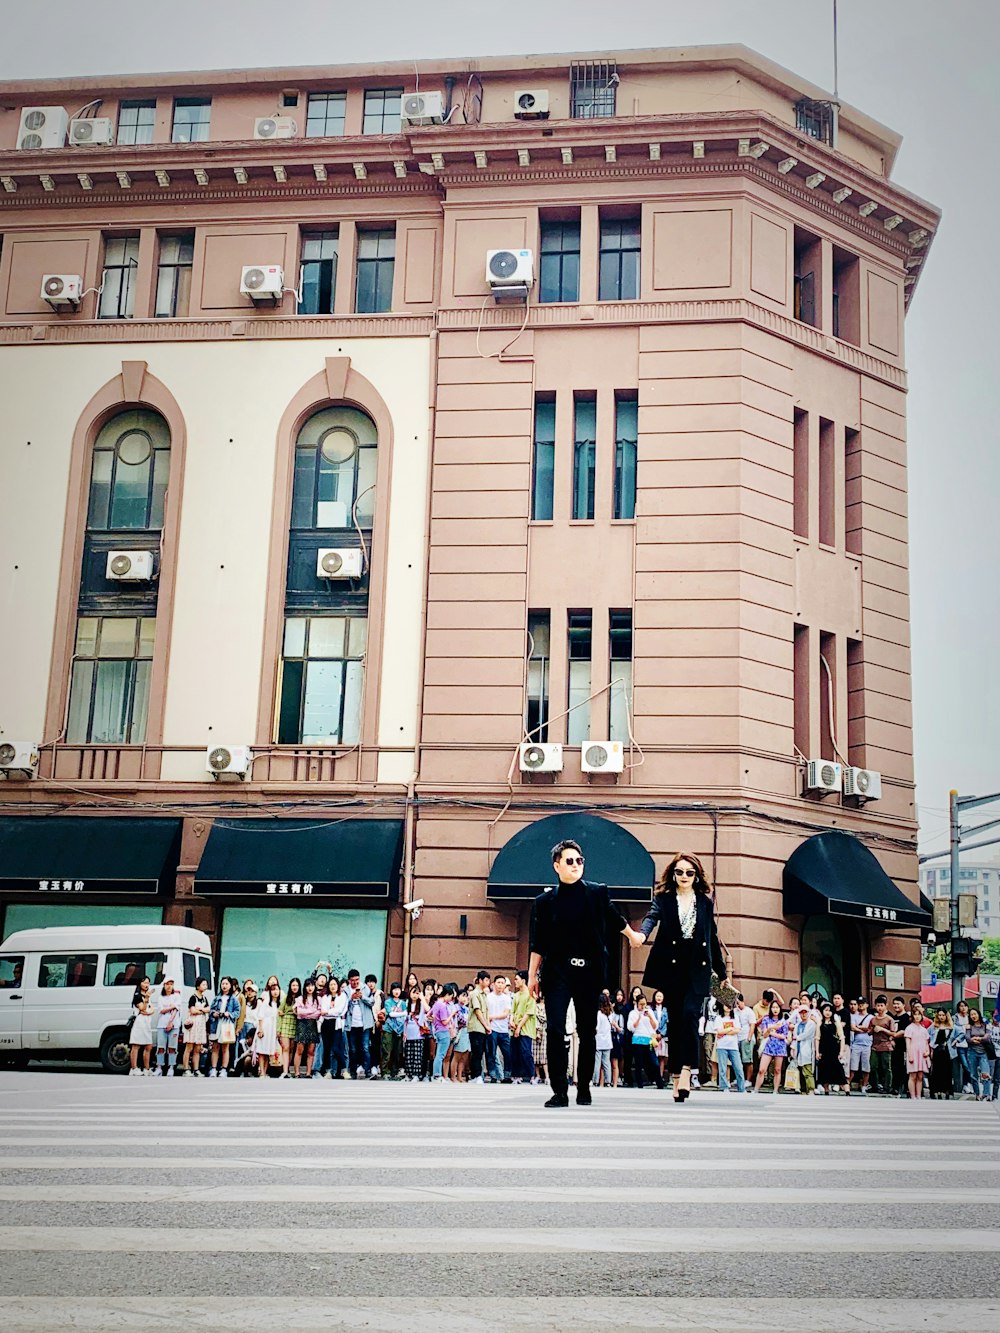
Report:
0,924,214,1074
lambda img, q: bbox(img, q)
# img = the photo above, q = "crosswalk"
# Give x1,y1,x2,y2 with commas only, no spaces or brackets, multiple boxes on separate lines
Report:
1,1071,999,1331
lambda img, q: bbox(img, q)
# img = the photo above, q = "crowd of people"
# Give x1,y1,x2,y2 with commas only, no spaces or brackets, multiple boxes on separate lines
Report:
125,966,1000,1101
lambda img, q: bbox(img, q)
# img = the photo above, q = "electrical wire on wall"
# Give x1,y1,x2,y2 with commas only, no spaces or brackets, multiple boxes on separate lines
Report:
475,288,532,360
819,652,848,765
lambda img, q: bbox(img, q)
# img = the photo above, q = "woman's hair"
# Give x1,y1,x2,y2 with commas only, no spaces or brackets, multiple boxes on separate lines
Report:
218,976,232,995
615,988,626,1004
653,990,664,1006
188,994,199,1010
131,983,146,1007
720,1000,735,1018
441,982,457,999
629,985,644,1004
969,1008,982,1024
655,851,713,897
408,991,423,1015
935,1009,952,1027
315,973,329,989
286,977,302,1002
957,1000,969,1013
820,1002,833,1019
599,994,613,1016
302,977,317,1000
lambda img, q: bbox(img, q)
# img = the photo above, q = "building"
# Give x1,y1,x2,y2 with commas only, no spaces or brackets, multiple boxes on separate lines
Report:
921,861,1000,938
0,46,938,1001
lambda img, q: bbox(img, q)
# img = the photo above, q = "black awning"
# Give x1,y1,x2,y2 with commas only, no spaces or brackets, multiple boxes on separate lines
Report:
783,830,929,929
0,817,181,896
193,818,404,900
487,812,654,904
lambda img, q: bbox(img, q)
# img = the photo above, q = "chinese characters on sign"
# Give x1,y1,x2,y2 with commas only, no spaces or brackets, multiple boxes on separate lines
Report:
265,883,314,895
865,906,897,921
37,880,85,892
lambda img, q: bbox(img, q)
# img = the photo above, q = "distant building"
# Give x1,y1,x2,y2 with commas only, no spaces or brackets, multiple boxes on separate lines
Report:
921,861,1000,937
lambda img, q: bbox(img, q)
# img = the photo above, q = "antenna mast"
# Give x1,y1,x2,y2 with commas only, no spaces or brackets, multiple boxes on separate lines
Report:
832,0,840,103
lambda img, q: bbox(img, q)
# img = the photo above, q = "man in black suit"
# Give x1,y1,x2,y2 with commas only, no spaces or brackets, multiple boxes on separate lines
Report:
528,838,645,1107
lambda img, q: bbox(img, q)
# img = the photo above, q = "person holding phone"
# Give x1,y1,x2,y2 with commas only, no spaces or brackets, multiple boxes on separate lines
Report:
154,978,182,1078
209,976,240,1078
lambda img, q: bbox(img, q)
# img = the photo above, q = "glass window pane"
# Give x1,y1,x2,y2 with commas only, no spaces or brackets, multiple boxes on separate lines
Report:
66,660,95,743
87,449,112,529
219,906,387,994
355,448,377,522
342,660,364,744
620,250,640,301
301,660,344,741
348,618,368,658
283,618,306,658
109,453,151,528
308,617,345,658
138,618,156,657
129,660,150,743
609,661,633,744
90,660,130,743
98,618,137,657
75,618,99,657
103,951,167,986
291,447,315,528
150,447,169,529
277,658,304,743
39,954,99,988
567,661,592,744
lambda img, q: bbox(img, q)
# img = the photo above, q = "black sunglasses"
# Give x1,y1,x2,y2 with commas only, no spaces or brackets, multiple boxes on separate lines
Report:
562,856,585,866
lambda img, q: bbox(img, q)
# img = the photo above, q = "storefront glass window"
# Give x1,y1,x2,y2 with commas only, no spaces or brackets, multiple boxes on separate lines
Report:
219,907,387,988
2,904,163,940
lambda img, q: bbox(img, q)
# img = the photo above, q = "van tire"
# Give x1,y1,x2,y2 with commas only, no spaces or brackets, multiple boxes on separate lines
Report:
100,1028,132,1075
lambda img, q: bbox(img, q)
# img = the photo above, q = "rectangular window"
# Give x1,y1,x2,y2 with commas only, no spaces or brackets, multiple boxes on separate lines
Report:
171,97,211,143
599,216,640,301
354,227,395,313
526,611,551,742
819,631,837,761
818,417,835,547
531,395,555,521
832,246,860,346
793,623,810,760
154,232,194,318
299,230,339,315
572,395,596,521
0,956,24,988
66,616,155,745
794,227,821,327
103,952,167,987
182,952,214,988
793,408,809,540
39,954,98,988
362,88,403,134
305,92,347,137
795,98,837,147
277,615,367,744
117,99,156,145
614,393,638,520
847,638,865,767
570,59,618,119
567,611,593,745
539,218,581,303
609,610,633,744
98,236,140,320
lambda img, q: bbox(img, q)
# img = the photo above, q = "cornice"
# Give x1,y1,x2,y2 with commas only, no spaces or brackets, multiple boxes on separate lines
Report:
0,313,436,344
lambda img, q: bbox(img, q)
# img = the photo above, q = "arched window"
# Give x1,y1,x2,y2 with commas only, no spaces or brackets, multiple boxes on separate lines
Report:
87,409,171,531
277,405,376,745
291,406,377,530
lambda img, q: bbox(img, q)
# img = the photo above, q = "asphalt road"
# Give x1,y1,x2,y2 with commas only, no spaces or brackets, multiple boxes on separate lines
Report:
0,1070,998,1331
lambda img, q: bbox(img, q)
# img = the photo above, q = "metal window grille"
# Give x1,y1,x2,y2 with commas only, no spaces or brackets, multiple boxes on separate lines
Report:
570,60,618,119
795,98,837,147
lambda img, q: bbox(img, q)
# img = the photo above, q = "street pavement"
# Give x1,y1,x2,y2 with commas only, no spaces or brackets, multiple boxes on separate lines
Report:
0,1070,998,1331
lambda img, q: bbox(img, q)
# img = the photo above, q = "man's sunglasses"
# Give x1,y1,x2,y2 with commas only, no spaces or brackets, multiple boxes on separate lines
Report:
562,856,585,867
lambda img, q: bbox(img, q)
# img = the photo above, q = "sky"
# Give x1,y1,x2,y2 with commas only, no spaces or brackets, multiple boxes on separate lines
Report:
2,0,998,854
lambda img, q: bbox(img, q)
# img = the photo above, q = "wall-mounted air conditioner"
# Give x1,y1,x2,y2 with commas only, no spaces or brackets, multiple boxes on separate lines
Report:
17,107,68,150
519,742,563,774
254,116,297,140
843,766,882,800
40,274,82,308
69,117,114,146
317,548,363,579
0,742,39,778
513,89,549,120
805,759,842,794
206,745,253,779
402,92,445,126
240,264,284,301
486,249,534,288
106,550,154,582
581,741,624,774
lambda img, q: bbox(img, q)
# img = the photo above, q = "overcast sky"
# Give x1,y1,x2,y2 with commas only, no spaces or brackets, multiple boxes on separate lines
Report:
3,0,997,854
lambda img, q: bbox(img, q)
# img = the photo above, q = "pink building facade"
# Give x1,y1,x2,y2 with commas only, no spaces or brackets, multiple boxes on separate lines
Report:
0,47,938,1002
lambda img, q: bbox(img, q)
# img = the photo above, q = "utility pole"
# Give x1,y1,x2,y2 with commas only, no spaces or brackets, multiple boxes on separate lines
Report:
948,788,1000,1007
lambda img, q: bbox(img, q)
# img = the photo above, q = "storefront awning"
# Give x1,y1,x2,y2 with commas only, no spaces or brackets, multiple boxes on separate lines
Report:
194,818,404,900
0,816,181,896
783,830,929,929
487,812,654,904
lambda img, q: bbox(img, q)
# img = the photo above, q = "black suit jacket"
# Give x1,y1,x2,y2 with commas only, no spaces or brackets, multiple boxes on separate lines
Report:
529,881,626,984
639,890,726,997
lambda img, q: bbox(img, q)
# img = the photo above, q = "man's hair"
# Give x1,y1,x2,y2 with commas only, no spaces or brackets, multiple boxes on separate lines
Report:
517,969,529,983
551,838,582,863
762,989,774,1003
365,973,377,984
389,982,401,995
476,969,492,982
892,995,906,1004
875,994,887,1006
347,969,360,980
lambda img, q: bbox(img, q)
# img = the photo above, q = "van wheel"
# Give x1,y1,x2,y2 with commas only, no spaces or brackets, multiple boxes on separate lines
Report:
100,1029,131,1075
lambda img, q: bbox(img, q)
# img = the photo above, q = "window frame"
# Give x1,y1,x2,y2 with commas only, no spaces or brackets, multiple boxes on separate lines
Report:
276,614,368,745
98,235,140,320
171,97,211,143
117,99,156,146
572,395,597,521
290,409,377,532
538,218,581,304
598,217,641,302
103,951,167,987
305,92,347,138
86,409,171,533
608,609,633,743
531,395,555,521
362,88,403,135
298,229,340,316
614,393,638,520
354,227,395,314
38,953,99,988
66,616,156,745
567,610,593,745
154,232,195,318
526,611,551,742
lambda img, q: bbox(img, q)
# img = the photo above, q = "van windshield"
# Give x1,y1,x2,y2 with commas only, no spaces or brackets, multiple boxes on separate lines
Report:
182,952,213,990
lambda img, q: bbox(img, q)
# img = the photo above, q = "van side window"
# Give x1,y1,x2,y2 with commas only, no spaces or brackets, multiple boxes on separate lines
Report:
39,953,98,988
0,955,25,988
103,952,168,987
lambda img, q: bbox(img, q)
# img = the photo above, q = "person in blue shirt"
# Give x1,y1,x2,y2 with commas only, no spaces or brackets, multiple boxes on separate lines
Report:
381,982,407,1079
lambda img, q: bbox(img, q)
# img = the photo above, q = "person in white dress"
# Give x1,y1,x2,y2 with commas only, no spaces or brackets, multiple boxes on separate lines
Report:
251,979,280,1078
129,978,154,1076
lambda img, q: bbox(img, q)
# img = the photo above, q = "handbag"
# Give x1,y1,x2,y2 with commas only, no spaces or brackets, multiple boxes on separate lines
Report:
216,1018,236,1044
785,1063,801,1092
983,1039,997,1061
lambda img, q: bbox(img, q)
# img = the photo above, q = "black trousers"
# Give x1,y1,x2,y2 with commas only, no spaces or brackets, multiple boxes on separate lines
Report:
469,1030,489,1079
663,941,705,1077
543,965,600,1097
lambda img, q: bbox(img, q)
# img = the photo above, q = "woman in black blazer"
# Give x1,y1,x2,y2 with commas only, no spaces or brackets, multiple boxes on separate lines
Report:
639,851,728,1101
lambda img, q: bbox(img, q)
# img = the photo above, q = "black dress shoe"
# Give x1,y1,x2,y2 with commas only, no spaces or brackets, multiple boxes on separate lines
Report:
576,1090,592,1106
544,1093,570,1107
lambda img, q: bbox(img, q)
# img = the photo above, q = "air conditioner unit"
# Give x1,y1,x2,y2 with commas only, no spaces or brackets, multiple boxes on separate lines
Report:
843,766,882,801
69,117,114,146
519,742,563,774
513,89,550,120
486,249,534,287
17,106,68,150
206,745,253,779
106,550,154,582
581,740,624,774
317,548,363,579
40,274,83,308
0,742,39,778
805,759,842,794
240,264,284,301
402,91,445,126
254,116,298,140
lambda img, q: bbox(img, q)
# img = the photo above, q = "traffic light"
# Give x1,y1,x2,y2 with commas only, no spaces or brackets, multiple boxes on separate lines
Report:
952,936,983,979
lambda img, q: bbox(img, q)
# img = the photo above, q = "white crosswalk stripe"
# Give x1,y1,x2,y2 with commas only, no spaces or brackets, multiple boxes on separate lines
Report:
1,1071,999,1331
